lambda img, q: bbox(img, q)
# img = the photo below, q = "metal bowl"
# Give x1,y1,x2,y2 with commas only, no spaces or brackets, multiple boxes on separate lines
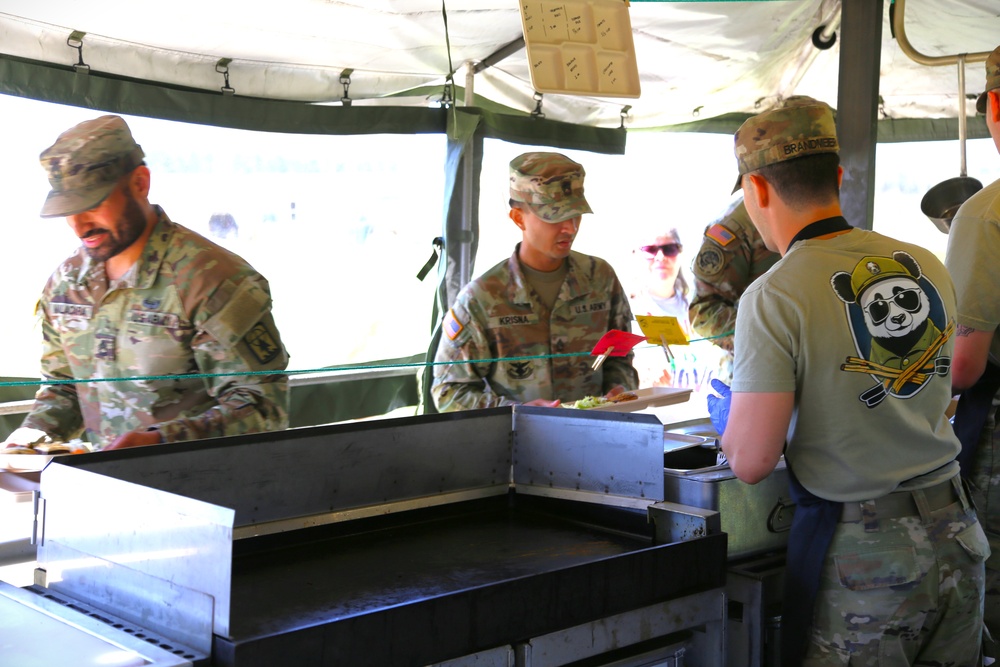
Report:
920,176,983,233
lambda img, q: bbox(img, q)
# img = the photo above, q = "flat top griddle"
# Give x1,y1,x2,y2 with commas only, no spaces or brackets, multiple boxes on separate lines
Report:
215,496,727,667
231,500,645,639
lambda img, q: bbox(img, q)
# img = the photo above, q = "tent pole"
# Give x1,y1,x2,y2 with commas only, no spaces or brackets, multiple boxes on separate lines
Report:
836,0,883,231
459,61,477,287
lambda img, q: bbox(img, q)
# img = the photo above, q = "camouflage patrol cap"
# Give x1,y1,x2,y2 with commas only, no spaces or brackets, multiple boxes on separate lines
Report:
976,44,1000,115
732,96,839,193
509,152,593,223
39,115,145,218
849,255,917,298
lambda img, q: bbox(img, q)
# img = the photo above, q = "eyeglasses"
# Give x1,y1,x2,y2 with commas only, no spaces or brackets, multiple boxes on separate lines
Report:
864,288,922,325
640,243,682,257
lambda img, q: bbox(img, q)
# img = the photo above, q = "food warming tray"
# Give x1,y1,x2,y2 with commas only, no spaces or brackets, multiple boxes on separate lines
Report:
662,422,794,560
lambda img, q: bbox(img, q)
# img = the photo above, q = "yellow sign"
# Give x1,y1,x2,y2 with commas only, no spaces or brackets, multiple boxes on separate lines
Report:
635,315,689,346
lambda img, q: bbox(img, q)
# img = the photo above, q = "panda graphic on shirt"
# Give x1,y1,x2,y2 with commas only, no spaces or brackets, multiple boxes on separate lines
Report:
831,251,953,408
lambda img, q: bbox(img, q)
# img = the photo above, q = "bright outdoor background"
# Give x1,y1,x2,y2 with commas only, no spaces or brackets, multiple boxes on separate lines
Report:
1,92,998,408
0,94,445,378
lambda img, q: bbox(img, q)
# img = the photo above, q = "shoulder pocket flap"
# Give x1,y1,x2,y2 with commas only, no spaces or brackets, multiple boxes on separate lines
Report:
201,279,271,347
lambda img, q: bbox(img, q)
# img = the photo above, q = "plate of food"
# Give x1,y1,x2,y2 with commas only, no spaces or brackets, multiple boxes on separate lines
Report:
565,386,692,412
1,441,83,472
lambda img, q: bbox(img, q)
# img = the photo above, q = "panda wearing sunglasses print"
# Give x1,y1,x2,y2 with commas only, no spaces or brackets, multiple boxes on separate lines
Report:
831,251,952,408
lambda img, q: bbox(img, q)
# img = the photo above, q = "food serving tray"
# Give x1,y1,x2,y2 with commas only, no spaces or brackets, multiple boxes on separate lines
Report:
0,453,56,473
518,0,641,98
587,386,692,412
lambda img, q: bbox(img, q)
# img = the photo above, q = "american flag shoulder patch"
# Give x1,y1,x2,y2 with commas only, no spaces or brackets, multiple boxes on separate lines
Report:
443,308,464,341
706,223,736,246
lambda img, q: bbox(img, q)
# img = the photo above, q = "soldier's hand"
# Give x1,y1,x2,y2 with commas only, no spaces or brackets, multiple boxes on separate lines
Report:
706,379,732,436
104,429,164,451
2,427,51,450
523,398,562,407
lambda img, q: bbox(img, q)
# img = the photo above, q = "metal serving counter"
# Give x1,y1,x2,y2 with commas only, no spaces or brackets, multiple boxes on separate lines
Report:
5,406,729,667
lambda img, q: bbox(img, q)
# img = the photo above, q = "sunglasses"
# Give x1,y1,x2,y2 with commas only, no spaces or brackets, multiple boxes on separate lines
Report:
640,243,682,257
864,288,922,325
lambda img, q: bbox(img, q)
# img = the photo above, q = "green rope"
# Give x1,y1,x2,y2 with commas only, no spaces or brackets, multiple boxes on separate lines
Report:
0,332,733,388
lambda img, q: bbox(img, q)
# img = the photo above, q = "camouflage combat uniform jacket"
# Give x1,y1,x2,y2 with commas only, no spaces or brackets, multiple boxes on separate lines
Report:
689,200,779,354
22,208,290,448
431,246,638,411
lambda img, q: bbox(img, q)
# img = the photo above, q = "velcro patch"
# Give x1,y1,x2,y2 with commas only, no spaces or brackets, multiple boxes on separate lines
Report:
443,309,464,341
696,246,726,277
244,322,281,364
706,223,736,247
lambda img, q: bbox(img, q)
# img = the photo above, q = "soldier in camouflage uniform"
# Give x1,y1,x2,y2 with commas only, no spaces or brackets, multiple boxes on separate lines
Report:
688,197,779,383
714,96,988,665
431,152,638,411
2,115,289,451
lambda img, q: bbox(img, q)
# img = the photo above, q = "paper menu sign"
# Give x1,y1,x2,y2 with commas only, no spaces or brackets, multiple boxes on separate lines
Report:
590,329,648,356
635,315,689,346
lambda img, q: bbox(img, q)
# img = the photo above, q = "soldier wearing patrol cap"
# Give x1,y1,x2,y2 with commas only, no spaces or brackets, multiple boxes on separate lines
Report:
947,42,1000,658
431,151,637,411
1,114,290,452
707,97,987,665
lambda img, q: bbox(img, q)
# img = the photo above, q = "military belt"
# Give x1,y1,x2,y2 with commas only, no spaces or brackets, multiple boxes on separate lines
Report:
839,478,959,523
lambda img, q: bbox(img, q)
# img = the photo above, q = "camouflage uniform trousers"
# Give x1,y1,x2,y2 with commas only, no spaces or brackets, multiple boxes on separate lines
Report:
804,487,988,665
968,399,1000,658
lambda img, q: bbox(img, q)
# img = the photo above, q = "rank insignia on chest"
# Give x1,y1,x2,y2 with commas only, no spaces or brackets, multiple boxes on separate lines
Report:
506,360,533,381
95,333,116,361
706,223,736,247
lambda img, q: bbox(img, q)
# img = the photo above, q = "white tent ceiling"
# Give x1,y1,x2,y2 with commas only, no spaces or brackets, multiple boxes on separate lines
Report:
0,0,997,130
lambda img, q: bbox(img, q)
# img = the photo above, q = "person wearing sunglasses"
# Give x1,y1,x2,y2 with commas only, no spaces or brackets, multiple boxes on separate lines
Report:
628,228,719,393
630,229,691,329
430,152,638,412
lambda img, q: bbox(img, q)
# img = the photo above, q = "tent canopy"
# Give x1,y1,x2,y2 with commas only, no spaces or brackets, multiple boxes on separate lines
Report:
1,0,998,423
0,0,997,138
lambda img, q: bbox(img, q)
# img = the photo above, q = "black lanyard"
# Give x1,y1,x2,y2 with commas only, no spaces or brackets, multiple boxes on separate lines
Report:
785,216,853,254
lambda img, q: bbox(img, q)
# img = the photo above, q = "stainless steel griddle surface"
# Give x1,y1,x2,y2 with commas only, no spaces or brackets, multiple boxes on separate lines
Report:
216,496,727,667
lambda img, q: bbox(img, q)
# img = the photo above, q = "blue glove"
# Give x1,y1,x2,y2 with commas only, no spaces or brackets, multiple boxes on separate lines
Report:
706,379,732,436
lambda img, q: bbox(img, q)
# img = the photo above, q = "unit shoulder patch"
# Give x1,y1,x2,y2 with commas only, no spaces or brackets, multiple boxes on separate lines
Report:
245,322,281,364
695,246,726,277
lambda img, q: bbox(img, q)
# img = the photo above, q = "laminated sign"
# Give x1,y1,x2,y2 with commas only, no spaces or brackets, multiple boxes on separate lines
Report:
635,315,690,346
519,0,641,98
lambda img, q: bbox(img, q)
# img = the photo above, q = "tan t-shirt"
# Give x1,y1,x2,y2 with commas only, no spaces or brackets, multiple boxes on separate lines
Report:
733,227,960,502
945,177,1000,363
